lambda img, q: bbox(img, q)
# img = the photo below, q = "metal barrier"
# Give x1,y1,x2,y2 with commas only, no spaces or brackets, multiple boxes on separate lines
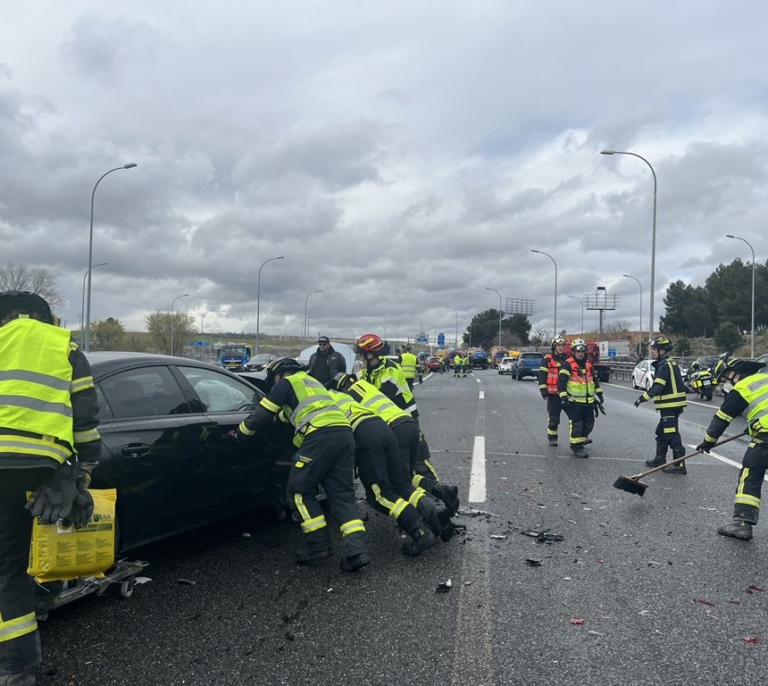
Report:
606,362,636,382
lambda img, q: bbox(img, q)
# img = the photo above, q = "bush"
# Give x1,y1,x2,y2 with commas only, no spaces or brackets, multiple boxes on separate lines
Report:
714,321,743,353
675,337,691,356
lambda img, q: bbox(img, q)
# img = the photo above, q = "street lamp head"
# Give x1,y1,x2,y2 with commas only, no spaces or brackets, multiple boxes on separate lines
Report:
531,249,541,254
725,234,735,239
123,163,138,169
600,150,615,155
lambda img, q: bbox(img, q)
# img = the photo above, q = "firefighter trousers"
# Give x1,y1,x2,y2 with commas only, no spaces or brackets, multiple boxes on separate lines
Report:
0,469,47,677
732,436,768,525
390,418,441,494
546,394,562,437
655,408,685,457
287,427,368,557
565,402,594,452
353,418,422,534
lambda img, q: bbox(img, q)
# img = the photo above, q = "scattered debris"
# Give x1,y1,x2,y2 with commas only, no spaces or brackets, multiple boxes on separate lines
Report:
729,600,740,605
647,561,661,567
176,578,196,585
746,585,764,594
490,535,507,540
459,508,499,517
638,610,651,616
569,618,585,625
741,637,760,644
326,588,334,593
134,577,152,585
588,630,604,636
563,576,572,581
519,528,564,544
242,532,251,538
436,579,452,593
525,558,542,567
463,580,472,586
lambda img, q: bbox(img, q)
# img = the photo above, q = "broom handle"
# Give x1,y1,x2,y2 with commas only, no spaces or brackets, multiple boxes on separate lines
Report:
632,430,749,479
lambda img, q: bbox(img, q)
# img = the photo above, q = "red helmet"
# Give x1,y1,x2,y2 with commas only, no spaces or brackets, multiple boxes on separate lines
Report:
356,333,385,354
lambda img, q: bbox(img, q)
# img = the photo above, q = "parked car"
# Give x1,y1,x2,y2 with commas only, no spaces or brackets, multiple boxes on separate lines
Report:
244,352,278,371
511,352,544,380
693,355,720,372
631,359,655,390
426,357,442,372
86,352,295,553
498,357,516,375
755,352,768,369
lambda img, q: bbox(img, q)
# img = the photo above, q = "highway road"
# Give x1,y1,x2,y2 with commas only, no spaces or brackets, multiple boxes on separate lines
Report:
37,369,766,685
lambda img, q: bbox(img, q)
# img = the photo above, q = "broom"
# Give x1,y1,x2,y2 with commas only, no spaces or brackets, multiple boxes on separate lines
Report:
613,430,748,497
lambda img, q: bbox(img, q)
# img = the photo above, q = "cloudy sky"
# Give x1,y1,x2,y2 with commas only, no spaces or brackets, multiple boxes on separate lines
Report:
2,0,767,345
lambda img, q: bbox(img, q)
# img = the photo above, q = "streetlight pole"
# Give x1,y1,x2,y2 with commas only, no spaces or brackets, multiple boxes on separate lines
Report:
464,318,473,349
256,255,284,354
170,293,189,356
80,262,107,332
85,163,137,352
307,307,322,339
531,250,558,335
200,310,216,336
485,287,503,347
567,295,584,337
726,234,756,357
445,305,459,348
601,150,657,350
412,315,423,346
622,274,643,359
303,289,324,342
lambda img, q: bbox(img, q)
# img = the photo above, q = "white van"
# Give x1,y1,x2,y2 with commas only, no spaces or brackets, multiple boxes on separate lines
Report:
498,357,516,375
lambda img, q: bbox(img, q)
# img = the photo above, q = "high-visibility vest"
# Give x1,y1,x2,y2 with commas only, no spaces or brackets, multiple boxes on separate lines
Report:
561,357,596,404
360,360,416,415
400,352,417,379
0,318,75,464
732,373,768,435
542,353,561,394
329,389,376,430
347,378,408,425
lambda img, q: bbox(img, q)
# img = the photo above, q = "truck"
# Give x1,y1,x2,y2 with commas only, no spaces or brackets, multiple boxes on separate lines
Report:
565,340,612,382
489,346,509,369
598,341,630,360
470,349,490,369
218,344,252,371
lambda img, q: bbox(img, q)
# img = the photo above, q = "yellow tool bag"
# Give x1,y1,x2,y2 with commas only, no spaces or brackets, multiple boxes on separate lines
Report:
28,489,117,583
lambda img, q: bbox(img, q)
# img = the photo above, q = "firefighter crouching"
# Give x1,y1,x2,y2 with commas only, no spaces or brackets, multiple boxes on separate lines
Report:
558,338,603,458
696,358,768,540
237,358,370,572
633,335,688,474
0,291,101,686
538,336,568,447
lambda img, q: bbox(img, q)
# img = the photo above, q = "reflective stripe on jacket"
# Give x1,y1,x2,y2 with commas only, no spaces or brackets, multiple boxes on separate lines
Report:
360,360,417,416
644,357,687,410
347,378,408,425
0,318,75,464
400,352,417,379
279,372,349,446
539,353,562,395
329,390,376,430
738,374,768,435
559,357,596,404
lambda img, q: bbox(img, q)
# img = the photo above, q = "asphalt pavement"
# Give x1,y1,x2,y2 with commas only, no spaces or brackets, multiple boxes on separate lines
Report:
36,369,766,686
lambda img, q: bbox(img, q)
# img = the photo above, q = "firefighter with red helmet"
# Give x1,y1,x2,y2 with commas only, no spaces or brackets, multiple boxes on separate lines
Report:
237,358,370,572
0,291,101,686
558,338,603,458
633,335,688,474
538,335,568,446
355,334,460,516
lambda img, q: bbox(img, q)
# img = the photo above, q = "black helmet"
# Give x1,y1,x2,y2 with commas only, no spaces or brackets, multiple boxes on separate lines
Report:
650,335,673,352
551,335,566,351
714,357,764,385
0,290,54,326
328,372,357,392
265,357,305,391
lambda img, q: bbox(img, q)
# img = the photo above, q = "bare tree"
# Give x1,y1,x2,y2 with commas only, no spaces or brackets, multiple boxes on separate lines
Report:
0,262,65,309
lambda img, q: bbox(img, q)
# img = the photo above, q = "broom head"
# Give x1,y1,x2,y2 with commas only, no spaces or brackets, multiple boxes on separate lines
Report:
613,474,647,497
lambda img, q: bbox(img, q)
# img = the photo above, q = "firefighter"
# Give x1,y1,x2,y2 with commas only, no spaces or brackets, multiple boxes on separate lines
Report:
237,358,370,572
633,335,688,473
399,345,418,390
558,338,603,458
0,291,101,686
452,352,462,377
461,354,469,377
355,334,460,516
538,335,568,447
696,358,768,540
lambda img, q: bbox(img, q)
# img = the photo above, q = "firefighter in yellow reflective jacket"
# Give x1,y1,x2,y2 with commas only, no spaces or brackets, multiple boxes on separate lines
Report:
696,358,768,540
238,358,369,572
558,339,604,458
453,353,463,378
0,291,101,686
356,334,460,516
399,346,418,391
331,373,455,542
633,336,688,473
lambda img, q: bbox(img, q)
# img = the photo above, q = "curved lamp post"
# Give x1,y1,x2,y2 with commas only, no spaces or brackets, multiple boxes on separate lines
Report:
412,315,424,345
170,293,189,356
304,289,324,342
81,262,107,332
622,274,643,358
445,305,459,348
567,295,584,337
256,255,284,354
464,317,473,349
485,286,503,346
85,163,137,352
200,310,216,336
531,250,558,336
307,307,322,339
601,150,657,349
726,234,756,357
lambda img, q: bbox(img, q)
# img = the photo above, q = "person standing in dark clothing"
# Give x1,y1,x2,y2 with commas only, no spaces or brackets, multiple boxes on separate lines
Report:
538,335,568,447
307,336,347,385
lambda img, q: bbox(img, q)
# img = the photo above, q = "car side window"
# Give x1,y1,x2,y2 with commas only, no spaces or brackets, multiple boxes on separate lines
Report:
99,367,190,419
177,366,259,412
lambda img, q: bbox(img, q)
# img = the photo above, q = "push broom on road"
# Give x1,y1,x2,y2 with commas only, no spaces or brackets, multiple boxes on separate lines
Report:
613,430,749,497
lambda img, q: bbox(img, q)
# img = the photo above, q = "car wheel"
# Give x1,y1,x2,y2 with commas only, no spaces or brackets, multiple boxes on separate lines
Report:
631,376,638,390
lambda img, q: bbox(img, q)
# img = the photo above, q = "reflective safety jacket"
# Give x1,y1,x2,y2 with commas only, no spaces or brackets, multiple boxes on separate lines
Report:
0,318,101,469
240,371,350,447
704,372,768,443
640,355,687,410
344,378,408,426
400,352,418,380
538,352,567,396
360,359,418,417
329,389,377,430
558,356,602,404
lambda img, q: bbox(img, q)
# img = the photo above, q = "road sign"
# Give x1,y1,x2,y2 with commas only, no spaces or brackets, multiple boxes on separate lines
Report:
416,334,428,344
437,333,445,345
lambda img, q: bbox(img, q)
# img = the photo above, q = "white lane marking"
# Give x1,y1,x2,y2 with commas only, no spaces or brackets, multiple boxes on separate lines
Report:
468,436,486,503
479,391,484,399
685,444,768,482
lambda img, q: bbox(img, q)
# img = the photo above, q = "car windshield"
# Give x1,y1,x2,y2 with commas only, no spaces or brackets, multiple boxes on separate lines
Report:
522,353,543,359
249,354,273,365
220,346,247,358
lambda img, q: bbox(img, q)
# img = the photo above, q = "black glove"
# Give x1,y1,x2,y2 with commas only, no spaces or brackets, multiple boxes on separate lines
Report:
593,404,600,418
540,392,548,400
634,396,647,408
26,462,84,525
66,479,95,529
696,440,716,453
596,393,604,405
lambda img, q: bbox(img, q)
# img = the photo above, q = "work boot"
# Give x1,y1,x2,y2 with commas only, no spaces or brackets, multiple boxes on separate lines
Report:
416,495,455,542
434,483,460,517
572,448,589,458
645,449,667,468
662,461,687,474
717,520,754,541
547,435,558,447
295,530,333,566
402,525,438,556
584,438,593,446
0,671,37,686
340,552,371,572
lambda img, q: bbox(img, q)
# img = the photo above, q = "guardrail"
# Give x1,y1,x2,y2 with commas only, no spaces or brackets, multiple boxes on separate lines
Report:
605,362,636,382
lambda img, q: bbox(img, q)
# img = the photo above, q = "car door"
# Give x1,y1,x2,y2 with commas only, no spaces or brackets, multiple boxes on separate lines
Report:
173,365,296,520
92,364,218,551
